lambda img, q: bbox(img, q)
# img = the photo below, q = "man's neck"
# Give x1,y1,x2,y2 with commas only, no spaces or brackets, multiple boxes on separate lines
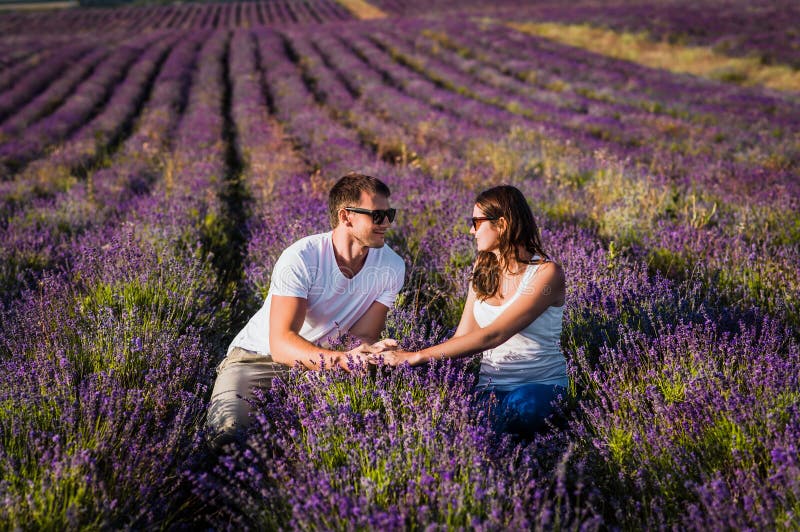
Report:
331,228,369,278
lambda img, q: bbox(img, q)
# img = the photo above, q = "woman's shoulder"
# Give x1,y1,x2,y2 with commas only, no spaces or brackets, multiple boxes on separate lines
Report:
529,258,564,280
523,260,565,301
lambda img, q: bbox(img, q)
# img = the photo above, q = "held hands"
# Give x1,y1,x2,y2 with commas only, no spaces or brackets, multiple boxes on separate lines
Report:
339,342,377,372
364,339,422,367
339,339,422,370
339,341,405,371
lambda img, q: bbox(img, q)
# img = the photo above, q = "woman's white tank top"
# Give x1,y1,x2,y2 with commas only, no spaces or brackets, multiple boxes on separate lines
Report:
474,262,568,392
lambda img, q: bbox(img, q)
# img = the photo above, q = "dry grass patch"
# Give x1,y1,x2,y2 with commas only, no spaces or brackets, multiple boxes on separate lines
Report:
335,0,386,19
0,1,76,10
509,21,800,93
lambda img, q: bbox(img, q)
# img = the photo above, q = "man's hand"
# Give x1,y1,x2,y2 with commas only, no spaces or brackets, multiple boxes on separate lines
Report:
339,343,379,372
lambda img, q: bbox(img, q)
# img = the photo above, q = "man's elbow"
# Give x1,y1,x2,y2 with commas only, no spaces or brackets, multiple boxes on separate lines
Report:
269,332,293,365
271,351,292,366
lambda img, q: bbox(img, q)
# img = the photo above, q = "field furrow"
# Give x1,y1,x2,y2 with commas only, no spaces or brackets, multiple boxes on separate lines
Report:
309,30,501,158
378,26,628,134
485,22,800,128
0,32,205,303
402,22,800,186
0,33,170,180
230,29,304,205
0,39,65,81
0,32,185,223
290,29,499,178
0,0,356,36
0,48,113,139
0,43,98,124
340,30,534,133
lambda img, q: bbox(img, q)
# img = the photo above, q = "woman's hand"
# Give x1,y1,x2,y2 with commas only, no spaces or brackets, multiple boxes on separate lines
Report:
359,338,421,366
368,338,396,351
379,349,422,367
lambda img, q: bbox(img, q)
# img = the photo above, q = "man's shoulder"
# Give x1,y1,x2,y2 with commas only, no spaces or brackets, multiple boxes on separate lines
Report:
284,231,331,257
376,243,406,272
275,232,331,275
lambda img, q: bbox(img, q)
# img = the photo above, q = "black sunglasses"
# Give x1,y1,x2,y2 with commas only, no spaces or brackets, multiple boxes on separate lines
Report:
471,216,498,230
345,207,397,224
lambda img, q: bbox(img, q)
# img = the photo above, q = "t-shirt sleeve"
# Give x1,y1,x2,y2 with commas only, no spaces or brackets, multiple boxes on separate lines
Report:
269,246,313,298
375,259,405,308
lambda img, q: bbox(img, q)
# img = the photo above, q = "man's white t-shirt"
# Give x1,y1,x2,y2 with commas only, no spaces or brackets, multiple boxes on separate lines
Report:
229,231,405,355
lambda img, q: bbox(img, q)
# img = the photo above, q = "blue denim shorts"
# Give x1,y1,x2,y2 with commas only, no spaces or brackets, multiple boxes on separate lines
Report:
478,382,567,437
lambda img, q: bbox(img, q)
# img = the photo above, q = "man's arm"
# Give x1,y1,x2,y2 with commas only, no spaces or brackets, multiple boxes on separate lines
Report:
269,295,367,371
348,300,390,345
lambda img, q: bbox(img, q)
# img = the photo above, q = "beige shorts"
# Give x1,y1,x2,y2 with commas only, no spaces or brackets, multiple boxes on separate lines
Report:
205,347,289,447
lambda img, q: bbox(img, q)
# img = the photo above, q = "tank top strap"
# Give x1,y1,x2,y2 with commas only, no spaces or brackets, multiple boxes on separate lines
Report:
506,261,538,302
521,256,544,286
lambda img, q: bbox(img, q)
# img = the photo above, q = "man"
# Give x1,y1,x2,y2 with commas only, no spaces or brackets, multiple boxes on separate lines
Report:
206,173,405,449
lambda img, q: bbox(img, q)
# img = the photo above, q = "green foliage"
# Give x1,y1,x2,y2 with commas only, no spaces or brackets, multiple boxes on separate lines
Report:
710,65,749,84
608,426,635,469
647,246,692,280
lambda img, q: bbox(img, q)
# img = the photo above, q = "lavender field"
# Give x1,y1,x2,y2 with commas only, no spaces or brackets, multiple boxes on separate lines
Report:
1,0,798,528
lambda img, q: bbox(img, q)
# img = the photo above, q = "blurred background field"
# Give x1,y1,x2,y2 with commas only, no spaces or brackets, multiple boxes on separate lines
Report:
0,0,798,529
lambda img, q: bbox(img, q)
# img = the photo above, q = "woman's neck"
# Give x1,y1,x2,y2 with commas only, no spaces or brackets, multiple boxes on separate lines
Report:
495,246,534,275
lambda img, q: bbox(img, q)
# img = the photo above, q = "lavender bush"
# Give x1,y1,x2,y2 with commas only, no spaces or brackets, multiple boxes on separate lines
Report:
0,2,798,529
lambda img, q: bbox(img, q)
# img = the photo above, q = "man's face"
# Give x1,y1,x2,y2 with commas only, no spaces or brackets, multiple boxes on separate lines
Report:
342,190,392,248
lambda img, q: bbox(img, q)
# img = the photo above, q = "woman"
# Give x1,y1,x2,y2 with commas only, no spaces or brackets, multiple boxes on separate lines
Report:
377,185,567,436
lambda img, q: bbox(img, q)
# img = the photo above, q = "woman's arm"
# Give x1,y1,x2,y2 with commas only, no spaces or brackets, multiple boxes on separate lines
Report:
452,284,479,338
384,262,565,366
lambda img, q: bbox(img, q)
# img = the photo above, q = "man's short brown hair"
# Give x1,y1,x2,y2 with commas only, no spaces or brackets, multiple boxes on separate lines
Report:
328,173,391,229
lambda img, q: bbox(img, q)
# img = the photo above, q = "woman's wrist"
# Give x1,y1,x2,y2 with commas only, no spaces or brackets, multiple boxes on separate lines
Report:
412,350,431,365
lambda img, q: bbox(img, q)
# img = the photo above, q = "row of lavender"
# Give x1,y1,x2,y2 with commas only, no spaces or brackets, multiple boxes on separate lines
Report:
0,26,242,527
0,14,798,530
510,0,800,69
0,0,351,35
0,30,182,298
371,0,800,69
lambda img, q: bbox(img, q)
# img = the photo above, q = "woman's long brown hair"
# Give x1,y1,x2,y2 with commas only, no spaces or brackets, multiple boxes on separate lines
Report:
471,185,549,301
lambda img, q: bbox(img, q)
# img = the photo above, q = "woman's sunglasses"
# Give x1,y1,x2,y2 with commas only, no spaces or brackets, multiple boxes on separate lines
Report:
345,207,397,225
470,216,498,230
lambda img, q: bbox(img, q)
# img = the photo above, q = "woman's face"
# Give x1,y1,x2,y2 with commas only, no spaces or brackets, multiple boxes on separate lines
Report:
470,205,501,253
